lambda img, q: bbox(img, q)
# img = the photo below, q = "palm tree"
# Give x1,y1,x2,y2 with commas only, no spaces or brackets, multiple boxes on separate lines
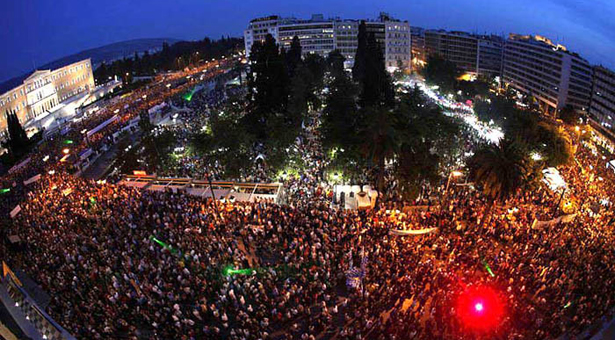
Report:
469,138,531,227
360,107,399,197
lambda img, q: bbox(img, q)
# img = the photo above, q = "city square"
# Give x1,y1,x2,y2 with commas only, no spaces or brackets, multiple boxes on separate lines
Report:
1,2,615,340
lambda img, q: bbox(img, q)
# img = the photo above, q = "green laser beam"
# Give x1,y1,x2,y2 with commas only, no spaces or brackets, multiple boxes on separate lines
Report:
0,188,11,194
224,267,255,276
150,236,177,254
63,140,73,144
482,258,495,277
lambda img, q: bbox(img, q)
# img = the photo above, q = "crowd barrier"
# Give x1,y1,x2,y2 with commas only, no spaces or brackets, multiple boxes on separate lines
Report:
0,262,75,340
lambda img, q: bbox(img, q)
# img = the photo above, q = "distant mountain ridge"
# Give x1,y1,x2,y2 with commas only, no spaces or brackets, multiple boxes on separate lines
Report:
0,38,180,94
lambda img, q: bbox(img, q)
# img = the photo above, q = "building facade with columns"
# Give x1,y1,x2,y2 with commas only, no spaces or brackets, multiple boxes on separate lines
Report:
0,59,94,133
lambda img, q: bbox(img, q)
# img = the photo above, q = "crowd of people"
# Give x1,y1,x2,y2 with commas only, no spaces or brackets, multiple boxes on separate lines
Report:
2,65,615,340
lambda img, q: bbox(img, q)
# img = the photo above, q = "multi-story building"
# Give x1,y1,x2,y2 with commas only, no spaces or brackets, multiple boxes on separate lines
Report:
411,27,426,69
589,66,615,131
277,15,335,57
424,29,503,77
477,37,504,77
383,20,411,72
425,30,479,75
244,13,411,72
0,59,95,133
503,34,592,115
243,16,280,57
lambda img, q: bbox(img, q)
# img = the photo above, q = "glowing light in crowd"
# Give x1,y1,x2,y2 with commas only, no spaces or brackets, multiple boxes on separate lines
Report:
531,152,543,161
0,188,10,194
48,170,55,175
63,140,73,144
62,148,70,154
223,266,255,276
456,285,505,332
42,155,50,162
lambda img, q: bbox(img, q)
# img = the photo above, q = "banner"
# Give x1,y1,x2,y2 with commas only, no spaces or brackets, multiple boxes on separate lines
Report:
86,115,119,137
8,157,31,174
23,174,41,185
531,213,577,229
9,205,21,219
390,228,438,236
2,262,22,286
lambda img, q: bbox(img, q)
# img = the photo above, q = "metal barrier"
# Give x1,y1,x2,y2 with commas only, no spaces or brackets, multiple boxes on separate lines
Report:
0,263,75,340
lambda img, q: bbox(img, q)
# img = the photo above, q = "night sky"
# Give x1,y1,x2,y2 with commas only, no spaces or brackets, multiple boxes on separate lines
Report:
2,0,614,82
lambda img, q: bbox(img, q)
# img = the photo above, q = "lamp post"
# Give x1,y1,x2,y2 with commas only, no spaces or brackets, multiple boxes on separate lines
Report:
437,170,463,228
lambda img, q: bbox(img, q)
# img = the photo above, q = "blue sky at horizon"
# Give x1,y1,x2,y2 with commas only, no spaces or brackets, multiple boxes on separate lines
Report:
1,0,614,82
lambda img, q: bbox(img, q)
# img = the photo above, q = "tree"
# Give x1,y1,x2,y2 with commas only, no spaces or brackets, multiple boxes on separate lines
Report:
115,134,140,174
358,33,394,108
2,113,30,159
536,123,572,167
321,58,359,152
286,36,302,78
468,138,531,227
352,21,368,83
360,107,399,196
393,85,462,199
423,55,459,94
327,50,346,77
245,34,290,140
95,62,108,84
138,110,154,136
559,104,580,125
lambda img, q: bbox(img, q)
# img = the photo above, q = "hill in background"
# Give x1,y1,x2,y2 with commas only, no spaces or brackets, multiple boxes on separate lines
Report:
0,38,180,93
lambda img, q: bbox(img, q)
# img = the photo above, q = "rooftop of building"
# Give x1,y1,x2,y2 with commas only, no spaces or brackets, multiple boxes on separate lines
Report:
0,58,92,97
250,12,406,28
507,33,588,62
594,65,615,76
424,29,504,42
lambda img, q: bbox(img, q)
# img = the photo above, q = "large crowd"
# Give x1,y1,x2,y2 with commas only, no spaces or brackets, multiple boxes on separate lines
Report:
1,66,615,340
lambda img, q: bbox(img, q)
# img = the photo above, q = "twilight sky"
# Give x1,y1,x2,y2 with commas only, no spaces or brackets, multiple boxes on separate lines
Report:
1,0,614,82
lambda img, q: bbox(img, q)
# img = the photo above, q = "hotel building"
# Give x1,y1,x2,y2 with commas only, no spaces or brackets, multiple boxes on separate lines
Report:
244,13,411,72
0,59,95,133
589,66,615,132
502,34,592,115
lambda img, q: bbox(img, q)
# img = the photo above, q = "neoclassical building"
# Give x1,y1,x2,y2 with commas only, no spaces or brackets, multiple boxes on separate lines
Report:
0,59,95,133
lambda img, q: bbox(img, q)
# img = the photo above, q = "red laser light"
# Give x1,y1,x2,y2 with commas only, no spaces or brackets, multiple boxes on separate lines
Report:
456,285,505,332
